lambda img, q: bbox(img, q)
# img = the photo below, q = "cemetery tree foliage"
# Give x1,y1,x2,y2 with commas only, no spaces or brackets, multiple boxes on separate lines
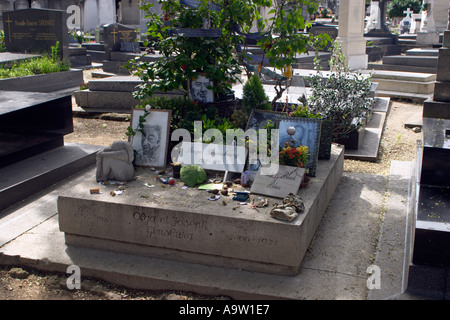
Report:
130,0,326,104
386,0,422,18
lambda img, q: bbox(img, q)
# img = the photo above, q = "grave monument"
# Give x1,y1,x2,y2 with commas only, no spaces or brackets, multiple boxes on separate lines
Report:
408,10,450,298
417,0,449,45
337,0,368,70
364,0,401,61
2,8,69,61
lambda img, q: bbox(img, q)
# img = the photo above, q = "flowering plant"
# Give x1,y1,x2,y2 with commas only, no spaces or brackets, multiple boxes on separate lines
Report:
70,29,87,43
279,142,309,168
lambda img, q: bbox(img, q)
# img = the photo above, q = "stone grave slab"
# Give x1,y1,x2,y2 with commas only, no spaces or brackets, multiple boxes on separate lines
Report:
0,52,42,67
342,97,390,162
0,91,73,168
0,69,83,93
410,118,450,273
103,23,138,55
74,75,184,113
58,144,344,276
413,185,450,267
420,118,450,187
343,111,387,162
2,8,69,61
250,165,305,199
0,143,102,212
308,24,338,50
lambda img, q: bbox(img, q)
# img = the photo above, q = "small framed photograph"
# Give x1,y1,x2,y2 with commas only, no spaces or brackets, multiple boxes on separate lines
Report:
188,73,214,103
245,109,287,132
278,117,322,177
129,109,172,168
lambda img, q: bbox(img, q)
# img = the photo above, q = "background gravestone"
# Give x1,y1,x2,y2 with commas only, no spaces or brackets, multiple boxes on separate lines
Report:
103,23,138,54
308,24,338,49
2,8,69,61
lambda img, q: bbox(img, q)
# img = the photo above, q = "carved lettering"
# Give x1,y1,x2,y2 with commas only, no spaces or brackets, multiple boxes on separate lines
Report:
132,211,208,242
226,234,278,247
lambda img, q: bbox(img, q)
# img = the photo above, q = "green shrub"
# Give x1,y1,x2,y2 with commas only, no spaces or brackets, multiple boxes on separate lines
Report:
307,41,373,140
0,43,69,79
242,74,271,115
0,30,6,53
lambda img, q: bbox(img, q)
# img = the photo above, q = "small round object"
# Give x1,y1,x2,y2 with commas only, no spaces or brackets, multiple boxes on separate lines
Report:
287,126,296,136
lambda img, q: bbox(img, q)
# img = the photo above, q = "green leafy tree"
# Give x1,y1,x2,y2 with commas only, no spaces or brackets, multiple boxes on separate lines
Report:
387,0,422,18
242,74,271,115
129,0,326,106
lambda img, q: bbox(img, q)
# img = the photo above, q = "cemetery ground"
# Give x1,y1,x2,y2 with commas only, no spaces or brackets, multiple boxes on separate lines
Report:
0,72,424,300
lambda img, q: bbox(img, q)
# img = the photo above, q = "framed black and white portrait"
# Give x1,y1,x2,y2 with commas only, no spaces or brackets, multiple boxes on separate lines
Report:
129,109,172,168
188,73,214,103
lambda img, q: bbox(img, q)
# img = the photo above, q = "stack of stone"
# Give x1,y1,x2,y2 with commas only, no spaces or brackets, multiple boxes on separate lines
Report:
423,16,450,119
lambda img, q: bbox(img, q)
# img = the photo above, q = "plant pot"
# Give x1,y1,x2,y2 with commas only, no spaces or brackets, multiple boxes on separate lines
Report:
333,115,369,150
300,174,310,188
333,124,366,150
318,119,333,160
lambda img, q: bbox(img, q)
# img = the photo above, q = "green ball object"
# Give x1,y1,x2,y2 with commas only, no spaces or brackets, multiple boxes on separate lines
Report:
180,165,207,187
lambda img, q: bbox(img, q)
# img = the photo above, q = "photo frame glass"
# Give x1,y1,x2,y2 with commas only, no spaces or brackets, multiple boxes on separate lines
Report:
245,109,287,132
278,118,321,177
129,109,172,168
188,73,214,103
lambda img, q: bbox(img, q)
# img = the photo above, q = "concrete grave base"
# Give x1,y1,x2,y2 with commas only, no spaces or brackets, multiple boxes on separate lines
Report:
58,145,344,276
0,69,83,93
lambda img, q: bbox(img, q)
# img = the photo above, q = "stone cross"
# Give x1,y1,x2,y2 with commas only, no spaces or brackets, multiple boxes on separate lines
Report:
403,8,414,19
111,29,119,44
3,14,11,42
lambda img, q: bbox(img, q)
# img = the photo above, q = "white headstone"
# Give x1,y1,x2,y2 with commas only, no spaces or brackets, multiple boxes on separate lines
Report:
433,0,450,32
410,13,422,34
15,0,29,9
403,7,414,22
83,0,98,32
98,0,115,28
417,0,441,45
399,7,413,34
366,1,381,32
337,0,368,70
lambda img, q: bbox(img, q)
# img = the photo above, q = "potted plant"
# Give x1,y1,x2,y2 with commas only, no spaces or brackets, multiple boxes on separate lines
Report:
306,41,373,150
